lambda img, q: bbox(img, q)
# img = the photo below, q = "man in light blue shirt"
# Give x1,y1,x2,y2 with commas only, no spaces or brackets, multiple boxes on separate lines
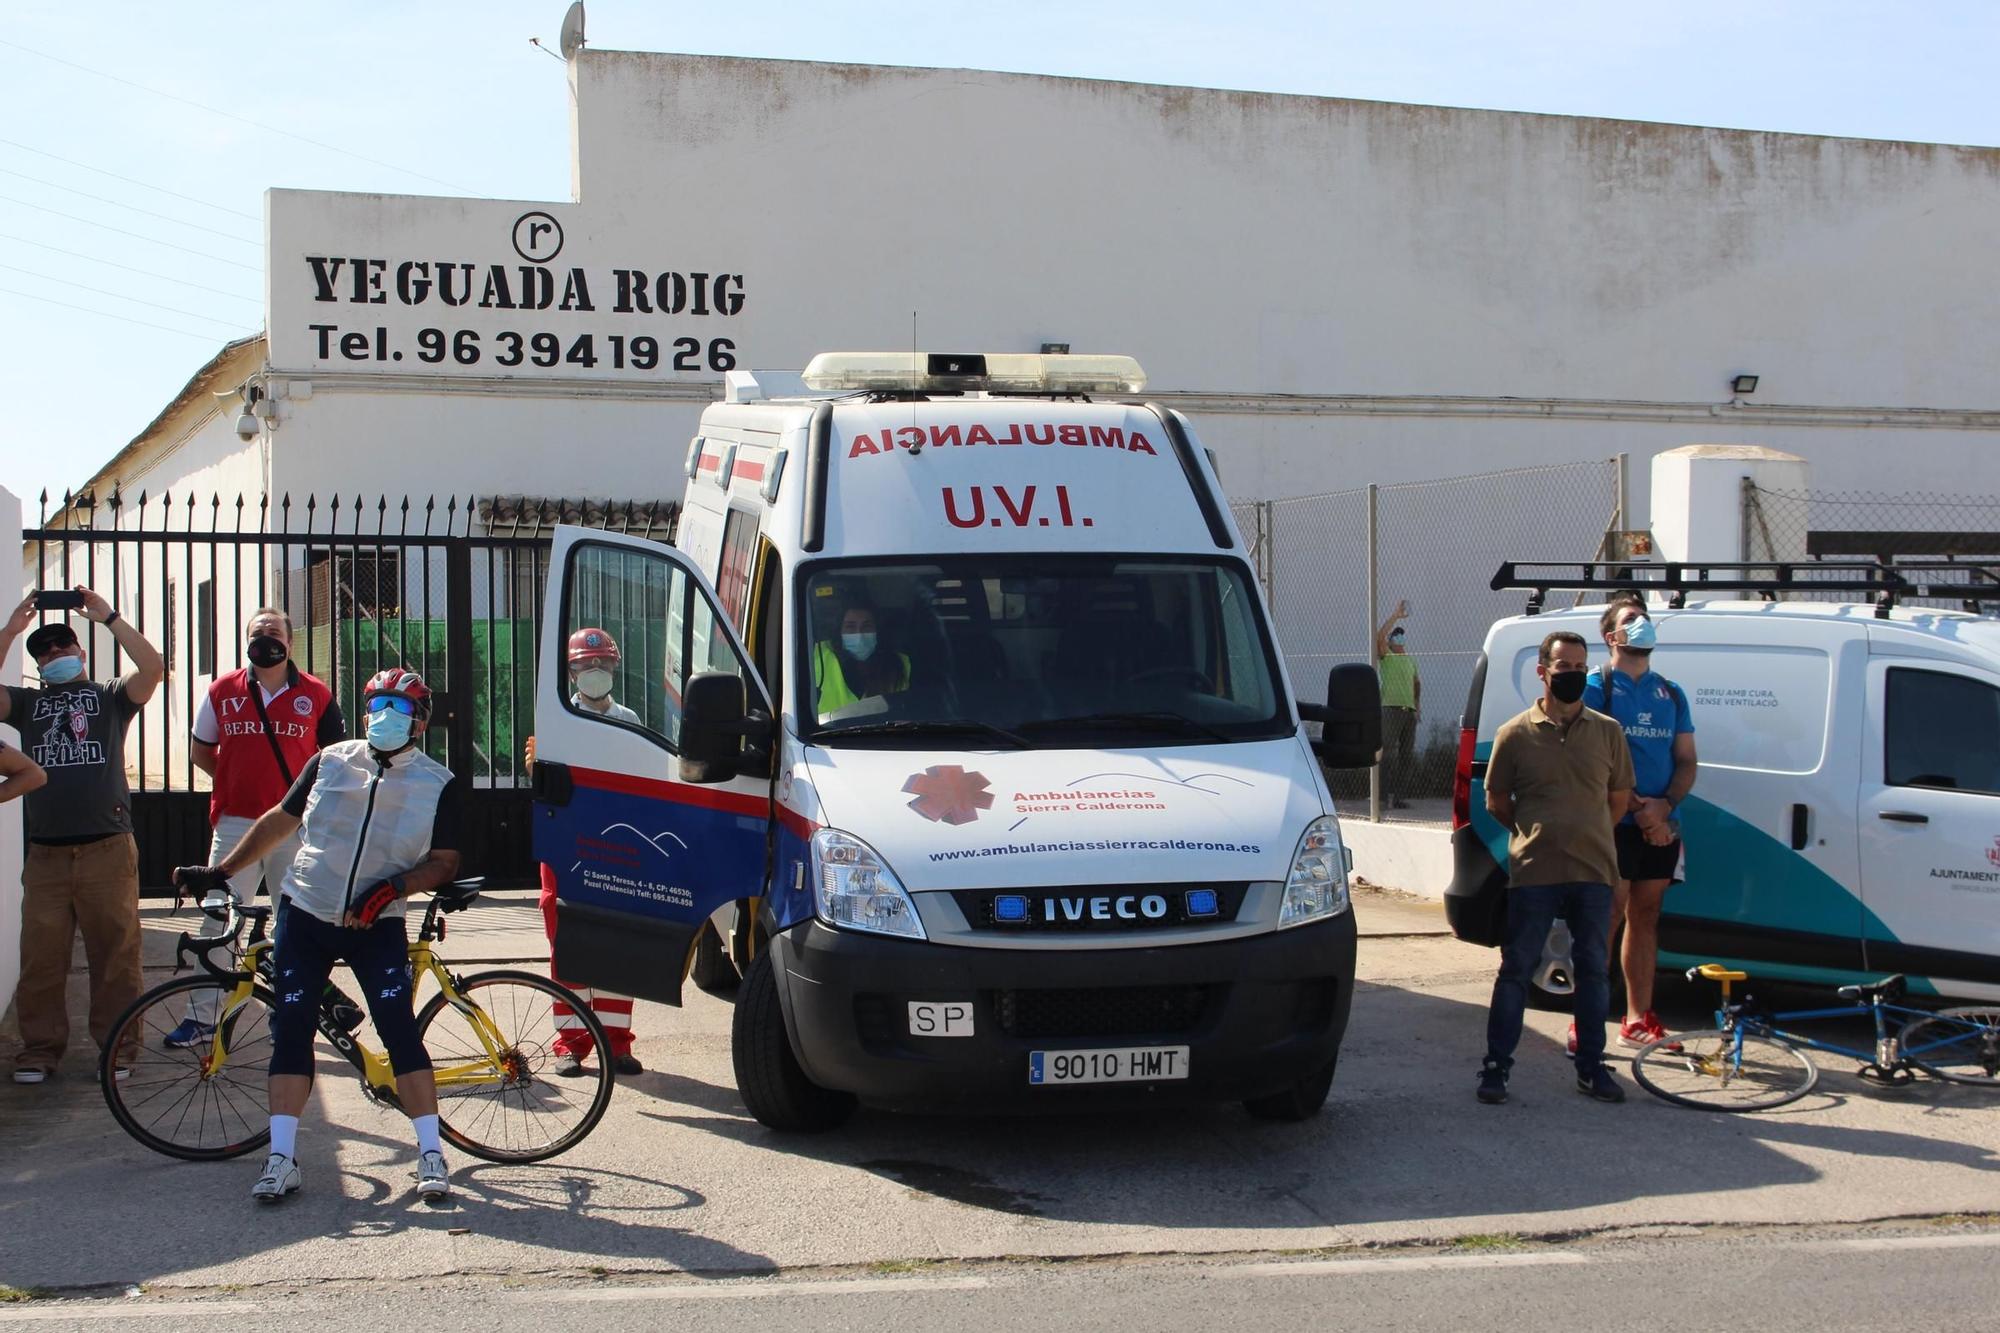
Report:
1583,593,1697,1051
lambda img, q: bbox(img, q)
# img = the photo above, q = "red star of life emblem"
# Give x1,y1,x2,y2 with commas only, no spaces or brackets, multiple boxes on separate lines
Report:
902,765,994,825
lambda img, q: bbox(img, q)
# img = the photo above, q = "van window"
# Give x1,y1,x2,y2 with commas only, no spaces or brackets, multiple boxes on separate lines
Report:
800,555,1286,745
1886,668,2000,796
715,508,759,629
563,541,744,749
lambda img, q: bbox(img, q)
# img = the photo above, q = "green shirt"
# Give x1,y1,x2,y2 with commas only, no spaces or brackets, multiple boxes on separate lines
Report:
1377,652,1419,709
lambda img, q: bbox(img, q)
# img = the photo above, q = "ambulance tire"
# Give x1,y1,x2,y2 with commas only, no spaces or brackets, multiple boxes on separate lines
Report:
690,923,740,996
1242,1053,1337,1122
733,950,857,1132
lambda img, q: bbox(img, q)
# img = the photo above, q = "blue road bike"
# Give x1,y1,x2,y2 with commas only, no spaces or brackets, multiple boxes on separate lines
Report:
1632,964,2000,1112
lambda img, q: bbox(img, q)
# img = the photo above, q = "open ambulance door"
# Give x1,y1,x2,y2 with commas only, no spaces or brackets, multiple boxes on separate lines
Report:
531,524,775,1006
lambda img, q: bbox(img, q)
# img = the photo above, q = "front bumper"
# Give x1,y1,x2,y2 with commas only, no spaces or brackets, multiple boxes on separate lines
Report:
769,910,1357,1112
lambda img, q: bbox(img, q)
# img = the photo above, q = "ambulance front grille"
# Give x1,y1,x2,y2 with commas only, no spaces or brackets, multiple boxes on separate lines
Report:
992,984,1210,1040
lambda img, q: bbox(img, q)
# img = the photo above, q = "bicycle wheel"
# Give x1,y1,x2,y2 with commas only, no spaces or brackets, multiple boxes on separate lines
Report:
100,974,275,1161
1631,1027,1818,1111
1901,1007,2000,1086
416,969,614,1163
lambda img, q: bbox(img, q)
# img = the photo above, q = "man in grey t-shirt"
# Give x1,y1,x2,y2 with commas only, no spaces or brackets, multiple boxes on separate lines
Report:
0,588,165,1084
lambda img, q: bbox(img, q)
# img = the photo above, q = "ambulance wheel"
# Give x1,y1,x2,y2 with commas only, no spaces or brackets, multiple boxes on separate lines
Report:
690,924,739,997
732,950,856,1132
1243,1054,1337,1122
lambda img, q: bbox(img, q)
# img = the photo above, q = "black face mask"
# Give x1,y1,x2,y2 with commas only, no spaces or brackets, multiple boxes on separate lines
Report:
247,635,288,669
1548,670,1588,704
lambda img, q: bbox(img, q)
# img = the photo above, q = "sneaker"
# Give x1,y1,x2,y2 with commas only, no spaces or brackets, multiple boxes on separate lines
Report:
552,1051,584,1078
1618,1012,1682,1051
252,1153,302,1202
1576,1064,1627,1103
612,1053,643,1076
11,1066,51,1085
1565,1022,1578,1056
1476,1058,1510,1105
163,1018,216,1050
97,1064,132,1084
416,1150,451,1202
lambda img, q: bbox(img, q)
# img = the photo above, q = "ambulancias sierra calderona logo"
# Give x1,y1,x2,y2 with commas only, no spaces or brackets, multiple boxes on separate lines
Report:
902,765,994,825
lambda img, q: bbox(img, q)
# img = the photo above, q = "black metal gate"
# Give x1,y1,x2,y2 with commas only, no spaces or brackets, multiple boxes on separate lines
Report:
21,490,675,894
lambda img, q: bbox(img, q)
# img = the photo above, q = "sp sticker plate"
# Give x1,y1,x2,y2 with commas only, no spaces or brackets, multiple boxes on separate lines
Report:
908,1001,975,1037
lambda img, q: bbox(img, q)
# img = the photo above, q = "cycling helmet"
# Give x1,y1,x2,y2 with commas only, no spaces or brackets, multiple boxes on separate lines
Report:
567,627,621,668
361,666,433,720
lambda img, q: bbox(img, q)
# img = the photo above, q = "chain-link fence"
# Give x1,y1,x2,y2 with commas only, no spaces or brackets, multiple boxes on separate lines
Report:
1743,484,2000,607
1238,458,1623,824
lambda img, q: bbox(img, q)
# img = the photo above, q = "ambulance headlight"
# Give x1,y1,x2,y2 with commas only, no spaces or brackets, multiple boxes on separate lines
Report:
1278,816,1351,929
812,829,926,940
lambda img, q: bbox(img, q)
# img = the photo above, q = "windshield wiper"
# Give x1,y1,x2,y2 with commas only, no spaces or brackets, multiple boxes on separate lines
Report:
818,718,1032,749
1020,711,1231,742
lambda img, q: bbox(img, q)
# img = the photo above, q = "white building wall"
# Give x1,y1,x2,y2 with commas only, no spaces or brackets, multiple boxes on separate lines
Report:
240,50,1997,540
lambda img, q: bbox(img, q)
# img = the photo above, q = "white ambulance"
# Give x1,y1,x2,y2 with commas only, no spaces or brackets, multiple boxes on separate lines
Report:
1448,562,2000,1005
530,352,1380,1130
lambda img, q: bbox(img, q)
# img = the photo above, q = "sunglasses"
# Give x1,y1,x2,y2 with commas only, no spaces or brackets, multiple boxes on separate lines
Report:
365,695,418,716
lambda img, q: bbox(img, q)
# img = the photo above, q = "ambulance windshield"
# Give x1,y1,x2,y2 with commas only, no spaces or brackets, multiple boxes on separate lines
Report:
803,557,1288,745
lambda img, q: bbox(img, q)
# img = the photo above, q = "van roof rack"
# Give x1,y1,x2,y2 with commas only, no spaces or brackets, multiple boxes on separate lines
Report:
1491,560,2000,619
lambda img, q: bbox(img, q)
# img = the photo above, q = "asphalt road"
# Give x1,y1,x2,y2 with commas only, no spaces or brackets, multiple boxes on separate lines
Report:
4,1226,1998,1331
4,889,1998,1298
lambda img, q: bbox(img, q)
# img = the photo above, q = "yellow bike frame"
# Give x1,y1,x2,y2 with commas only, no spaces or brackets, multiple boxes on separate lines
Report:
199,936,518,1095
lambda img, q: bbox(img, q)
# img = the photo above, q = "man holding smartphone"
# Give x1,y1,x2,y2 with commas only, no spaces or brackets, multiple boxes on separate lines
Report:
0,587,165,1085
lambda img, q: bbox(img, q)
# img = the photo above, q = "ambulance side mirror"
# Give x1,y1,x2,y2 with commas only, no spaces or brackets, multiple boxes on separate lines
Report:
680,671,768,784
1304,663,1382,769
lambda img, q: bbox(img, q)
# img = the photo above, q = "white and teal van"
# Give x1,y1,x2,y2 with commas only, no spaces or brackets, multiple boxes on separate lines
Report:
529,352,1381,1130
1449,587,2000,1003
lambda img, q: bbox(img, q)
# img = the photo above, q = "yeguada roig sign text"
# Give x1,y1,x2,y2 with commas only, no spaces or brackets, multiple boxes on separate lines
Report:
266,194,746,379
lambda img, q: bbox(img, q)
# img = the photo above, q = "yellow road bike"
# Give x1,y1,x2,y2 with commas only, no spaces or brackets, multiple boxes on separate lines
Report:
99,880,614,1162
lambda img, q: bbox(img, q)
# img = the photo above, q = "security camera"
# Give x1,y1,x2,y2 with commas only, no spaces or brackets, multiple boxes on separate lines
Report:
236,411,260,441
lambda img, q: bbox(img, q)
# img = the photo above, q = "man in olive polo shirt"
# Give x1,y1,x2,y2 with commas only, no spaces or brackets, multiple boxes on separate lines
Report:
1477,629,1634,1106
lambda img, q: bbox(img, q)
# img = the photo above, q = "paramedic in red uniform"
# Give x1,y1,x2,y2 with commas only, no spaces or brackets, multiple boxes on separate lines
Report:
533,628,643,1077
164,608,344,1047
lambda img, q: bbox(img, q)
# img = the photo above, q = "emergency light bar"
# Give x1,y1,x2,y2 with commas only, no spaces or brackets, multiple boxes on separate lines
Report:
801,352,1147,395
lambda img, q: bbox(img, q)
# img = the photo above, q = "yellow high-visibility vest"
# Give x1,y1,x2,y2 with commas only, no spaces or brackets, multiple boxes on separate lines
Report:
813,641,911,717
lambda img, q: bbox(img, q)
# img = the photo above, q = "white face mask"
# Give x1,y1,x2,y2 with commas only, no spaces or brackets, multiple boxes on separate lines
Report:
574,667,615,700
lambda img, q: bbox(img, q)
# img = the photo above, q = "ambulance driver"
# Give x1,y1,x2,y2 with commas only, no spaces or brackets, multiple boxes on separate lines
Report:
813,600,910,720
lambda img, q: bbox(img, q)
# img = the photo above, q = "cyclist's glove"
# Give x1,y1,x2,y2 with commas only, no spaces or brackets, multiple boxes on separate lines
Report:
349,877,405,928
173,865,232,917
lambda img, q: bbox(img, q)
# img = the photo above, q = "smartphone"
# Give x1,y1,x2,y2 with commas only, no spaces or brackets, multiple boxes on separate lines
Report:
33,589,85,611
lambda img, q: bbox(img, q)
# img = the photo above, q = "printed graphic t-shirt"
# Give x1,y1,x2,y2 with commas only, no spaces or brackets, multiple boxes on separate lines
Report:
1582,666,1694,815
4,678,141,841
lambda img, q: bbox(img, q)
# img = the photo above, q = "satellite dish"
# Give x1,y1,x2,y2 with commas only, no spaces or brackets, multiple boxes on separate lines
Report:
558,2,587,60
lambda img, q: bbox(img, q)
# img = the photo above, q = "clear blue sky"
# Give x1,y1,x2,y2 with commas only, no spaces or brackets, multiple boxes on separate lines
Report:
2,0,1995,513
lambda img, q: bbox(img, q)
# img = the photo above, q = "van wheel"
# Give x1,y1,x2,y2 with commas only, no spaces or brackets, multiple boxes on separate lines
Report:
731,950,856,1132
1243,1054,1337,1122
690,924,740,997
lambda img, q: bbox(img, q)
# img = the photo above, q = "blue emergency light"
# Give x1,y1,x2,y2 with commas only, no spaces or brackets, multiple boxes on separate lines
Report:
1184,889,1219,918
992,894,1030,924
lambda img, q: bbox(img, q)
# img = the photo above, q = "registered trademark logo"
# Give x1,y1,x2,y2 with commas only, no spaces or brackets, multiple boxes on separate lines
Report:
903,765,994,825
512,210,564,263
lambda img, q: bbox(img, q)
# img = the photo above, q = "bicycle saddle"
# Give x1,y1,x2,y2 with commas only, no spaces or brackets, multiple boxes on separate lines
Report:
1693,964,1748,983
1837,974,1906,1002
437,877,485,913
